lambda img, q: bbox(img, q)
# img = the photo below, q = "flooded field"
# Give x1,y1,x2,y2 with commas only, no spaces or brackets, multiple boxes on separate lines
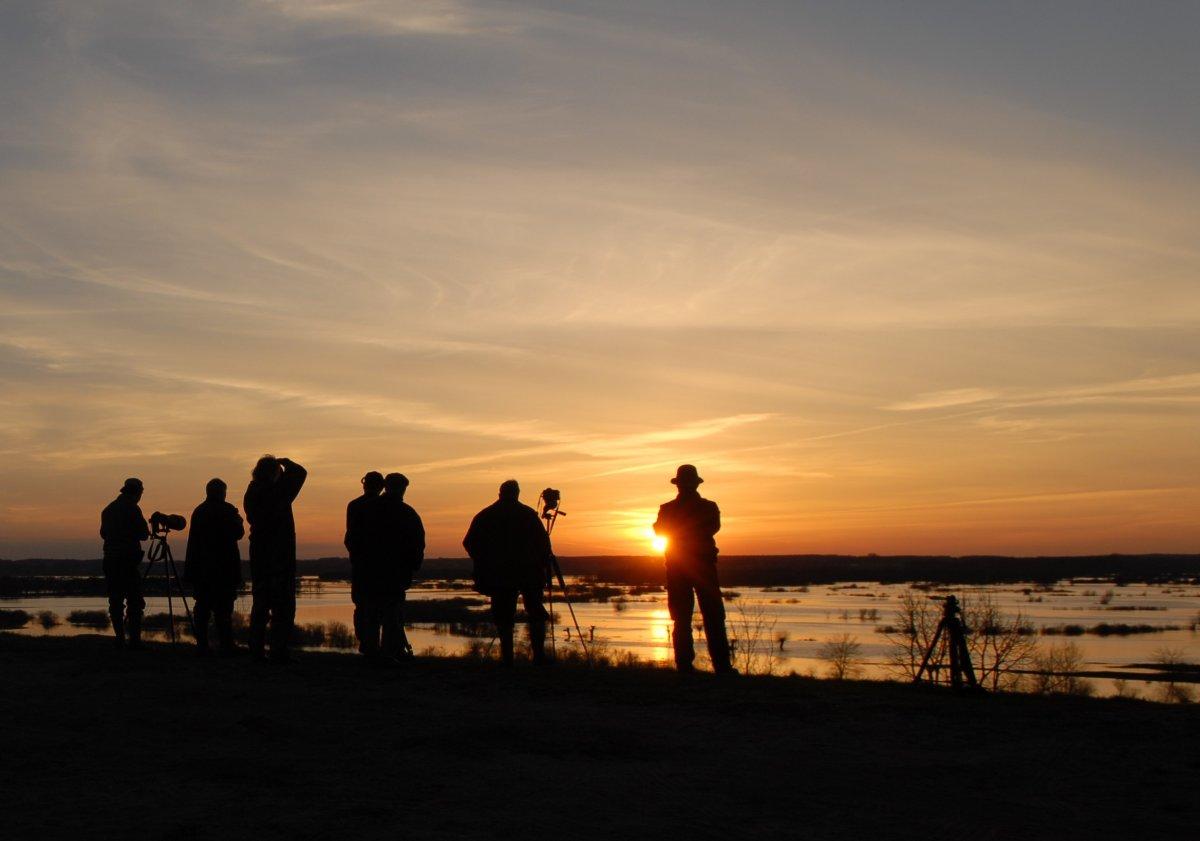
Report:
5,578,1198,697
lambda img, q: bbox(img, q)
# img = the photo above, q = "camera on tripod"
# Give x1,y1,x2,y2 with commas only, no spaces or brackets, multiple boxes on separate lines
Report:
149,511,187,535
539,488,562,520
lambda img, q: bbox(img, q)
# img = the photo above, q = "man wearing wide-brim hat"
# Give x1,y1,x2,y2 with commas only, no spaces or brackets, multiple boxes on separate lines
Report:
653,465,735,674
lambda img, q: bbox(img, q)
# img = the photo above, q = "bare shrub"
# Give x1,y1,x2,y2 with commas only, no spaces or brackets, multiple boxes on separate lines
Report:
881,592,944,680
727,601,780,676
1111,679,1141,700
966,594,1040,691
325,622,355,649
290,623,326,647
36,610,60,632
818,634,862,680
1031,642,1094,696
1152,647,1195,704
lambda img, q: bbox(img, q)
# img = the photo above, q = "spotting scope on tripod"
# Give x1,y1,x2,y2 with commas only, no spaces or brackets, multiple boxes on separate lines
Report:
142,511,194,645
538,488,590,664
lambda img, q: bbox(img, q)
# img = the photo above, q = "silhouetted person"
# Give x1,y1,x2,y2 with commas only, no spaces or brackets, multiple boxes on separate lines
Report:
654,465,734,674
381,472,425,661
244,455,307,663
463,480,551,666
346,471,388,663
185,478,245,656
100,478,150,649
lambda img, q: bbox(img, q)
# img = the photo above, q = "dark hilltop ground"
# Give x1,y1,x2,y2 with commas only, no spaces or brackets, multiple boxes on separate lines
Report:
1,634,1196,841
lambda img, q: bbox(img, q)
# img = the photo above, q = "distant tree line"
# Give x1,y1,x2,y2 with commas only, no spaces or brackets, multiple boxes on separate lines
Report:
2,553,1199,590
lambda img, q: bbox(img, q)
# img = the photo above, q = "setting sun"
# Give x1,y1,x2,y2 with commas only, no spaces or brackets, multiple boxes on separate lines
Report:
652,535,668,554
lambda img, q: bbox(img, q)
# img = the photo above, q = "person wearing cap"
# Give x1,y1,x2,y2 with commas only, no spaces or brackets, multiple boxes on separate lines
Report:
184,478,246,656
653,465,735,674
380,472,425,661
100,478,151,648
244,454,307,663
345,471,389,663
463,480,552,666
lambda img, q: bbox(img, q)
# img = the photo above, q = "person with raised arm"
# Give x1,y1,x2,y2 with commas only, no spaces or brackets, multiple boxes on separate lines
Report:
243,455,307,663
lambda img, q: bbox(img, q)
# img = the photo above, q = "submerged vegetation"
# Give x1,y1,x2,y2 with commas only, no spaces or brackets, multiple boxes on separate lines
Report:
1040,622,1182,636
0,609,31,629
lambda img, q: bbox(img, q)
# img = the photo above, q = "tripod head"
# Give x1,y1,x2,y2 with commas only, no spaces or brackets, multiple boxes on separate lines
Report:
149,511,187,537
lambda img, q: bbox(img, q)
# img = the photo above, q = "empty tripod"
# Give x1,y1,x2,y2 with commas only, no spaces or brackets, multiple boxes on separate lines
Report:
914,595,980,691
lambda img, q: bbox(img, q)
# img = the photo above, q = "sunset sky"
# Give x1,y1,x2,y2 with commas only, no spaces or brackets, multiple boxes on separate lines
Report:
1,1,1197,559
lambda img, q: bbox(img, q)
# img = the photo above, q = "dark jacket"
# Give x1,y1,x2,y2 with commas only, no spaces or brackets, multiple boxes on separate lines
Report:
381,493,425,574
244,460,307,573
345,493,385,584
462,499,551,595
185,499,245,590
100,495,149,562
654,491,721,565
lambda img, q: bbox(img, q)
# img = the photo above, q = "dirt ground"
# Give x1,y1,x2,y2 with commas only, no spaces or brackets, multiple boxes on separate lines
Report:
1,633,1196,840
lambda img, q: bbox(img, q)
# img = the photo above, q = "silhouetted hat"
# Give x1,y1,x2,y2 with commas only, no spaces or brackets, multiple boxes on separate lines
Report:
119,478,144,494
670,465,703,486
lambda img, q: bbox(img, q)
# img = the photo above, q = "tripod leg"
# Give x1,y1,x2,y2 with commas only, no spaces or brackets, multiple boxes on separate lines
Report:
165,549,194,630
955,627,979,689
948,628,961,690
914,621,945,683
547,577,556,660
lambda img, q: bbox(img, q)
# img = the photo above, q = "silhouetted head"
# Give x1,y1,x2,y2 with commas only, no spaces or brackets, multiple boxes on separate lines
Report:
252,455,280,483
384,473,409,496
119,477,144,502
498,479,520,501
361,471,384,496
670,464,703,491
205,478,227,502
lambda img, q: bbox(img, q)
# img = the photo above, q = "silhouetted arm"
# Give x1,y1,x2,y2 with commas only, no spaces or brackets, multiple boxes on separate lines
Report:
133,505,150,541
652,504,668,537
229,505,245,541
344,501,357,553
185,505,202,564
277,458,307,503
462,511,485,560
706,502,721,537
410,508,426,569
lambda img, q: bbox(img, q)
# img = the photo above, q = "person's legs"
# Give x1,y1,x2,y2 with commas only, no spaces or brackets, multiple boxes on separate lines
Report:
388,590,413,659
665,563,697,671
214,593,236,653
490,591,518,665
380,595,403,659
193,595,212,653
694,563,732,672
351,577,376,658
270,567,296,661
104,559,126,647
249,574,270,660
125,567,145,649
520,586,548,663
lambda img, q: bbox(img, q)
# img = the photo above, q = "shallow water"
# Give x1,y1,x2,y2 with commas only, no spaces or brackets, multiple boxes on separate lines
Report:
6,578,1198,697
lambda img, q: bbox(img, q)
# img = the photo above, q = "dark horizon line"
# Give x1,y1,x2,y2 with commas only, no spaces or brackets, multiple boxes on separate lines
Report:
5,551,1199,564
